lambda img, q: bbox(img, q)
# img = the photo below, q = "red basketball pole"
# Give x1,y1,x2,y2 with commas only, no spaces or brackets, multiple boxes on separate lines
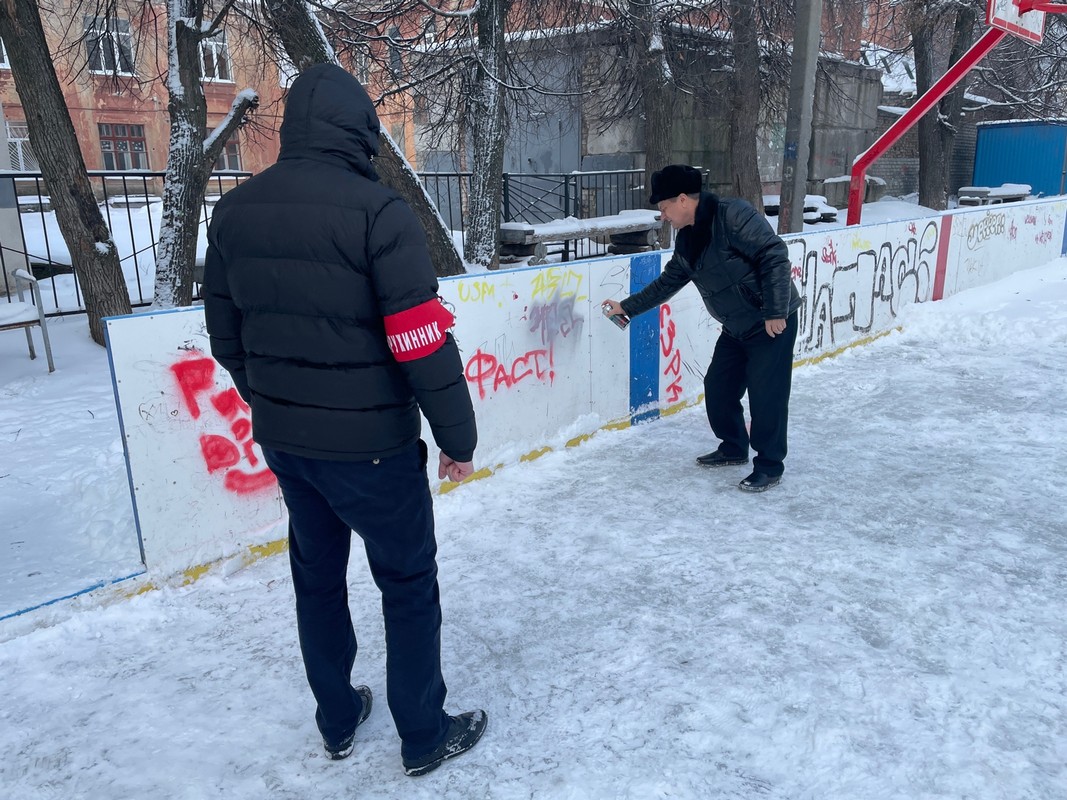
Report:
846,28,1005,225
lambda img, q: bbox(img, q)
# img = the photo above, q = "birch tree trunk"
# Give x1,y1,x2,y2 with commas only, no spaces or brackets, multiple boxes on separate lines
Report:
154,1,258,308
262,0,465,276
0,0,131,344
462,0,510,270
727,0,764,211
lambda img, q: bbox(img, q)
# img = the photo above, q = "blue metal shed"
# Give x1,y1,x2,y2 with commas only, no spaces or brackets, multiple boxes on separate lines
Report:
973,120,1067,197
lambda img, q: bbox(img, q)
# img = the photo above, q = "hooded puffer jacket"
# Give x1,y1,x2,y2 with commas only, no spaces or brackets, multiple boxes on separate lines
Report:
204,63,476,462
621,192,801,339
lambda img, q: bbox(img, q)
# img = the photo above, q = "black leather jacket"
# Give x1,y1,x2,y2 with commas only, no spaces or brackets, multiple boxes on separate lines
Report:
621,192,801,339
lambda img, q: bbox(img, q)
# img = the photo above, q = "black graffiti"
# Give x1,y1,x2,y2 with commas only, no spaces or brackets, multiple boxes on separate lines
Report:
790,221,939,353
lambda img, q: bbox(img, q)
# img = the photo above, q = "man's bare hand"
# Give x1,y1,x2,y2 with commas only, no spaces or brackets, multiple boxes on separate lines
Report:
601,299,624,317
438,453,474,482
765,318,787,337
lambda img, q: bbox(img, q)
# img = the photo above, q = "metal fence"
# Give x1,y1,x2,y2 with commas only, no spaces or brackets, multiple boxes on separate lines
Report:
0,170,251,315
421,169,649,260
1,168,646,318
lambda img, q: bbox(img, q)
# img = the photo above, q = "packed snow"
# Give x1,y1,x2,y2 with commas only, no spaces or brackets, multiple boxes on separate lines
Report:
1,259,1065,798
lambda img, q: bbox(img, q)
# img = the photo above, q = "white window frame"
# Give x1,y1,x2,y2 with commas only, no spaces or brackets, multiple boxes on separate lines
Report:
200,29,233,83
6,122,38,170
208,129,242,171
84,16,136,76
0,38,9,69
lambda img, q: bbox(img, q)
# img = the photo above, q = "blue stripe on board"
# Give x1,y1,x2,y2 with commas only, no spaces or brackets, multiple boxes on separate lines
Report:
1062,209,1067,255
0,570,147,622
629,253,662,425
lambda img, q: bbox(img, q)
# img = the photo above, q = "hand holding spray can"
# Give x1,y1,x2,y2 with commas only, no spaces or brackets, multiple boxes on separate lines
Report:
601,302,630,330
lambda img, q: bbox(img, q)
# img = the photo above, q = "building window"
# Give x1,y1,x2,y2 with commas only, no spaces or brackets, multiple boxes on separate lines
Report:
200,30,232,82
208,130,242,171
387,26,403,77
85,17,135,75
6,122,38,170
423,16,437,45
99,123,149,170
0,38,9,69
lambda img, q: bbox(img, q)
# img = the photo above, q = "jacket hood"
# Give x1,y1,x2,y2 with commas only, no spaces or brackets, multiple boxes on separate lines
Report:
279,63,380,176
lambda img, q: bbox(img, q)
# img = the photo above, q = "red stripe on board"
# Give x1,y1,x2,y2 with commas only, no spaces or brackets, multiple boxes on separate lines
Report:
933,214,954,301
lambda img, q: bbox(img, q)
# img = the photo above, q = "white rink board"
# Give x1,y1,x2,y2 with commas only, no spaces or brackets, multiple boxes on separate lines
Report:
105,308,285,573
944,199,1067,296
438,259,632,466
101,197,1066,579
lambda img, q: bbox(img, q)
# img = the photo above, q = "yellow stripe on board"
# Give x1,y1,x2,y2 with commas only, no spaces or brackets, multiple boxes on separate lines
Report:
112,327,900,597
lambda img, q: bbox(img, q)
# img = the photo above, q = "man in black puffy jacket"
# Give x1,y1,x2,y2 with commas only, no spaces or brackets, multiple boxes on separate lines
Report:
603,164,801,492
204,63,485,776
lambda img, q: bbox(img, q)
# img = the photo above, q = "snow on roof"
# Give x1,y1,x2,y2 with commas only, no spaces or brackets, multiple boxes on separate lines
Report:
976,118,1067,127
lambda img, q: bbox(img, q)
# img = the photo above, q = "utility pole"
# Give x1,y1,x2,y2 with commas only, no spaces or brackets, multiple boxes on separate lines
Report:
778,0,822,235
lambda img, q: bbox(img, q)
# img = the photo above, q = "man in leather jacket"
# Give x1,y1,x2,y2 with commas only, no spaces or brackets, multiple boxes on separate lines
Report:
603,164,801,492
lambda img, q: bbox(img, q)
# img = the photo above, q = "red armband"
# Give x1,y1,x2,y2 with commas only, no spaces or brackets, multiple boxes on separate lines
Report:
383,298,456,362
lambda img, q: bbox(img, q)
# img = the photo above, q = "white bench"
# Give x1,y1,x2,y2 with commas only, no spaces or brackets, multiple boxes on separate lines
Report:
2,269,55,372
499,211,663,266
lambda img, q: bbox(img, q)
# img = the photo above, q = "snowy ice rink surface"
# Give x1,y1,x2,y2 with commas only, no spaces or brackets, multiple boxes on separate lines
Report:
1,260,1065,799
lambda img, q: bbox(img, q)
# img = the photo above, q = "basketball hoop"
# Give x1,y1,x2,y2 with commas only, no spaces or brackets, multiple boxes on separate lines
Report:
988,0,1048,44
846,0,1067,225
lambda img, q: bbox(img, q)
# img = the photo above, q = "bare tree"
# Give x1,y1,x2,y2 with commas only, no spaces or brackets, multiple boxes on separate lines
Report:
726,0,764,209
0,0,131,344
972,13,1067,117
907,0,981,209
152,0,259,308
260,0,466,275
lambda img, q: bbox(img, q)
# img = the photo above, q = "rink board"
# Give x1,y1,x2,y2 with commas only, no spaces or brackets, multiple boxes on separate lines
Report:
102,197,1067,575
104,309,286,573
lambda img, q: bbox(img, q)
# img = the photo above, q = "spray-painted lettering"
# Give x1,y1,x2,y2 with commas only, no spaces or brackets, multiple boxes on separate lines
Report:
457,281,496,303
791,221,938,353
464,347,555,399
527,291,584,345
531,267,585,301
966,212,1007,250
659,304,683,403
170,354,275,496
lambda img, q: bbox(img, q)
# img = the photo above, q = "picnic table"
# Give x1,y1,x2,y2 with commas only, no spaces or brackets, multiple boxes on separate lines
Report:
498,210,663,265
957,184,1032,206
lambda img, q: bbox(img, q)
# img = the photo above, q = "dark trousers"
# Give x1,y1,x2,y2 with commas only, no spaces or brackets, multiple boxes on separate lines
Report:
703,312,799,477
262,442,449,759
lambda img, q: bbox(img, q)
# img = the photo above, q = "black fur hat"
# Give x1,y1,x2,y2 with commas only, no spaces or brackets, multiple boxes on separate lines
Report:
648,164,702,204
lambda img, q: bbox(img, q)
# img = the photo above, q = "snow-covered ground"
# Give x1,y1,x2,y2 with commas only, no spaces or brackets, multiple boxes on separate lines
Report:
1,260,1065,798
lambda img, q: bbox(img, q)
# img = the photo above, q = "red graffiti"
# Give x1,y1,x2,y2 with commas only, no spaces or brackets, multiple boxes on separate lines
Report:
907,222,917,235
790,264,803,281
821,240,838,268
1036,230,1053,244
170,355,275,495
464,347,555,399
1025,214,1037,225
659,304,684,403
1010,220,1018,241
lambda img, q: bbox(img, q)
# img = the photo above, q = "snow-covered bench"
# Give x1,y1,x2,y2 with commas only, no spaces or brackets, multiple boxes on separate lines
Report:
499,210,663,265
958,184,1031,206
1,269,55,372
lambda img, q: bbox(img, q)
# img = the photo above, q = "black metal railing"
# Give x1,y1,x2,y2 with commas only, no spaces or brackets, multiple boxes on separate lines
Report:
420,169,649,260
0,170,251,316
1,168,646,318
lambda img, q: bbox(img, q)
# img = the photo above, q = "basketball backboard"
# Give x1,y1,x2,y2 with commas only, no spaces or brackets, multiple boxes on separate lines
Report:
987,0,1046,43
